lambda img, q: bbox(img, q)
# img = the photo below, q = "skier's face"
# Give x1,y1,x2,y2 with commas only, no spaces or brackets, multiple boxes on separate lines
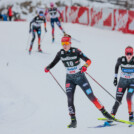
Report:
39,13,44,18
126,53,133,62
62,44,71,51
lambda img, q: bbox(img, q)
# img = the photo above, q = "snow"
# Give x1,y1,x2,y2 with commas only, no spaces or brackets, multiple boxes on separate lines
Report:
0,21,134,134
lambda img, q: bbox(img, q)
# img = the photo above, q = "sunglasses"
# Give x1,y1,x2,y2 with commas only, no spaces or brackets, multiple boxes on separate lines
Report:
39,14,44,16
126,53,133,56
61,42,70,46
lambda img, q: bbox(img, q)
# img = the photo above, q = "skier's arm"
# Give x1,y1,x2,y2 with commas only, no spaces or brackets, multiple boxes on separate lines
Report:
45,9,49,16
57,9,62,21
29,18,35,31
43,18,47,32
77,49,91,68
113,57,121,86
57,9,62,17
46,52,61,70
29,21,32,30
44,21,46,28
115,57,121,77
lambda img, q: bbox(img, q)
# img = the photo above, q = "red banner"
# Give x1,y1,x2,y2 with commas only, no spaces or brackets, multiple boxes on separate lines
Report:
65,6,89,25
61,6,134,34
113,9,128,33
103,13,112,27
127,10,134,34
90,8,103,27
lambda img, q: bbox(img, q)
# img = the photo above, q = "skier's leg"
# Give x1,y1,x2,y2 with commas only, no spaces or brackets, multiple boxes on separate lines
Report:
77,73,103,109
77,72,114,120
55,18,65,34
29,29,36,52
50,19,55,42
66,78,77,128
127,82,134,121
111,78,127,116
37,27,42,52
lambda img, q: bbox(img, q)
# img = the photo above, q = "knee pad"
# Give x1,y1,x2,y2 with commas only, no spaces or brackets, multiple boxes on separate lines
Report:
85,88,92,95
37,31,41,35
128,88,134,93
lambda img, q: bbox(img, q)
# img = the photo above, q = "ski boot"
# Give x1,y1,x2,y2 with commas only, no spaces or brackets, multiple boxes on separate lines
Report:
38,45,42,52
100,108,115,121
103,120,113,126
52,37,55,43
67,116,77,128
29,46,32,54
129,112,134,127
129,112,134,122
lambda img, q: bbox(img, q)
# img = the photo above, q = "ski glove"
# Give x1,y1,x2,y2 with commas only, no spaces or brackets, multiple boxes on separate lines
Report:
45,67,50,73
80,66,87,73
45,28,47,32
60,17,62,22
113,77,117,86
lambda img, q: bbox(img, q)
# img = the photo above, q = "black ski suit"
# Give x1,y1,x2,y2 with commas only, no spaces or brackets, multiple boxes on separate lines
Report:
111,56,134,115
47,47,104,116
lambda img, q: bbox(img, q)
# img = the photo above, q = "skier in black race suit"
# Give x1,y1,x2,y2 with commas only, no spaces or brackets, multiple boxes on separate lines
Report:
110,46,134,123
45,35,114,128
29,11,47,54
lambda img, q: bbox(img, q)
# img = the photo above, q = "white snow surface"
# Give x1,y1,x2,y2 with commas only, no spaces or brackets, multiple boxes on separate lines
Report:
0,22,134,134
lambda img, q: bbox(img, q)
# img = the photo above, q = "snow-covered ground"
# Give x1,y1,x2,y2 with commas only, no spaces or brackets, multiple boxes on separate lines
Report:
0,21,134,134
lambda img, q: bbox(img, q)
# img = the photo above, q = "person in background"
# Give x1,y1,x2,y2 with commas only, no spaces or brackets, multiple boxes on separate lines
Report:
0,13,3,21
29,11,47,54
45,2,66,42
8,6,13,21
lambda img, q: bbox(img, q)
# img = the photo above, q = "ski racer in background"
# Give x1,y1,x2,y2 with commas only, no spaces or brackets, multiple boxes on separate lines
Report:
44,35,115,128
107,46,134,125
29,11,47,54
45,2,66,42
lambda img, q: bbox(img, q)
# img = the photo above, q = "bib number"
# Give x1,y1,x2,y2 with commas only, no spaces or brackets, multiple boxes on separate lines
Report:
66,61,74,67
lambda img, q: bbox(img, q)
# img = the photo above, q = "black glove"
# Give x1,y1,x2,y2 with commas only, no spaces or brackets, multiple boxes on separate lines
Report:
45,28,47,32
113,77,117,86
29,29,32,33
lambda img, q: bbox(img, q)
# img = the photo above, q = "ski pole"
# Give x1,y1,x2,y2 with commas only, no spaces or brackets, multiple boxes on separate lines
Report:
71,37,81,43
85,72,121,105
60,22,81,43
26,33,30,50
41,32,45,44
49,71,66,95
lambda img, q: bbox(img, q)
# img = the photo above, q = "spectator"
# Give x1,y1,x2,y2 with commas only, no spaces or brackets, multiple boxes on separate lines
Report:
8,6,13,21
0,13,3,21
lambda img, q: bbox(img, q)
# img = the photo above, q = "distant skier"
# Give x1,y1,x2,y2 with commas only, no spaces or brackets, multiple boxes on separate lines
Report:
108,46,134,124
44,35,115,128
29,11,47,54
45,2,65,42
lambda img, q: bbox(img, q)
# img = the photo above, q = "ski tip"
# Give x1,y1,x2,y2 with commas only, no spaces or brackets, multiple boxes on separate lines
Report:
98,118,107,120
